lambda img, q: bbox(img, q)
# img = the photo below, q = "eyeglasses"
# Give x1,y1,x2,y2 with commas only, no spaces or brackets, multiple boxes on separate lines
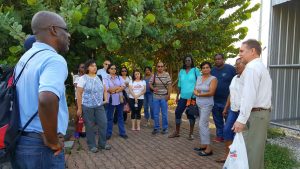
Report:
110,68,116,70
52,25,68,32
121,70,127,72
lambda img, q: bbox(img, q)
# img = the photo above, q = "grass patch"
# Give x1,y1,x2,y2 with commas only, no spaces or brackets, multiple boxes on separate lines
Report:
267,127,286,139
265,143,299,169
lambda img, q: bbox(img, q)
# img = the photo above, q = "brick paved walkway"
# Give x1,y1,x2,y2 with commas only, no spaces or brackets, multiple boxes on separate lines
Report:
66,108,224,169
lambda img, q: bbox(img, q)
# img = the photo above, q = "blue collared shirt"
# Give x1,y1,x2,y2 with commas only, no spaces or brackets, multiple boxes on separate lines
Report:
15,42,69,135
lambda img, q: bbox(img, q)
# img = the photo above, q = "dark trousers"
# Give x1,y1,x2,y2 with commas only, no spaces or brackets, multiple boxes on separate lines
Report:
128,98,144,119
175,98,195,125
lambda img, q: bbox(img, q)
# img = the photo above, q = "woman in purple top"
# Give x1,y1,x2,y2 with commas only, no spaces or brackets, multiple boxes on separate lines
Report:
105,64,128,139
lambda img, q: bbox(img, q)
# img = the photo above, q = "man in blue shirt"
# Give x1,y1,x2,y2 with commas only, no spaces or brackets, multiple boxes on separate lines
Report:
211,54,236,142
97,59,111,81
11,11,70,169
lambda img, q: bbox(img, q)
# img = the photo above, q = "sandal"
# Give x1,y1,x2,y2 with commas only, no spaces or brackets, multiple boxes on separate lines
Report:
198,150,213,156
215,158,226,163
193,147,206,151
187,134,194,140
168,132,180,138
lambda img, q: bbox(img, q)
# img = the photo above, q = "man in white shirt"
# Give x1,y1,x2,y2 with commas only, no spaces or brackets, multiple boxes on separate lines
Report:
232,39,272,169
97,60,111,80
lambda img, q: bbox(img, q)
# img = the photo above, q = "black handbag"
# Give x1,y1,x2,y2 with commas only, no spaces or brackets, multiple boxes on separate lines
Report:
186,99,199,118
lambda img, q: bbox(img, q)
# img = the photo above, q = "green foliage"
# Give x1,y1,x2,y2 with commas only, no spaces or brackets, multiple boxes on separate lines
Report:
265,143,299,169
267,127,286,139
0,0,260,102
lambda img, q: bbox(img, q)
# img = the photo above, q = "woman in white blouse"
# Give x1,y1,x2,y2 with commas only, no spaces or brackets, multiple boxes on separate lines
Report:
128,70,146,131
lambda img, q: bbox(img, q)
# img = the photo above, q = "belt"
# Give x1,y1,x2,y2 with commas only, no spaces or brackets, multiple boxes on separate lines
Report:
251,107,271,112
21,132,64,140
21,132,42,139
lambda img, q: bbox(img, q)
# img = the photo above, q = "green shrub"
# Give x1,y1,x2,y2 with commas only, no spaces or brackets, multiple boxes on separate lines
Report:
265,143,299,169
267,127,286,139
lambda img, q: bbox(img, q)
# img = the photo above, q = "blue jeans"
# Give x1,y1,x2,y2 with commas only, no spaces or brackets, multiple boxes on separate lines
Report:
11,135,64,169
175,98,195,125
82,105,107,149
153,97,168,130
212,103,226,138
223,109,239,141
144,92,154,120
106,103,126,137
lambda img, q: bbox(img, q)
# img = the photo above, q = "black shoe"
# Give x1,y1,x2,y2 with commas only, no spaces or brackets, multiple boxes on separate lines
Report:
120,135,128,139
152,129,159,135
106,135,111,140
193,147,206,151
161,129,168,135
198,150,213,156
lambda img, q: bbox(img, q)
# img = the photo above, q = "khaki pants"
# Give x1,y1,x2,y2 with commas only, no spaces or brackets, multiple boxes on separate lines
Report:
243,109,270,169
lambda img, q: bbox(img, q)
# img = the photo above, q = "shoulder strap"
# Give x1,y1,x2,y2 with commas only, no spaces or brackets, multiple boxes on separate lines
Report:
97,74,103,83
156,74,168,90
13,49,49,86
152,73,156,85
15,49,50,134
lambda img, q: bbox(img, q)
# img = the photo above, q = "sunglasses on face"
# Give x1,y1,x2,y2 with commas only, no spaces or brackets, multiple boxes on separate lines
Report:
52,25,68,32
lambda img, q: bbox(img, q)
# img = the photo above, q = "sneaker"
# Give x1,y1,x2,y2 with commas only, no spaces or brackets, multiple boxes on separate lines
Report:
152,129,159,135
99,144,111,150
120,134,128,139
161,129,168,135
90,147,98,153
213,137,224,143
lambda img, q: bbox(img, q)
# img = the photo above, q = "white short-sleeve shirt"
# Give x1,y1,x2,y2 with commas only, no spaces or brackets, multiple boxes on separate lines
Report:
129,80,146,99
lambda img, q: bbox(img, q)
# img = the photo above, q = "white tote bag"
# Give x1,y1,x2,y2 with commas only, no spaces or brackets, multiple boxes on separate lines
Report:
223,132,249,169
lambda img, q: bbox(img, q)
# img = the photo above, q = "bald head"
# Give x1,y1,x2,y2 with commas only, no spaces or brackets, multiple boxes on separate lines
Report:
31,11,70,53
31,11,66,35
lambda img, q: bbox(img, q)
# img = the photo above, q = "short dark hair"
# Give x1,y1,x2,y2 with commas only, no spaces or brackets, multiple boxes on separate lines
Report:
132,69,143,81
214,53,225,59
106,63,118,74
200,61,212,69
242,39,262,55
182,53,195,69
119,66,129,76
144,66,152,72
84,59,96,74
77,63,84,72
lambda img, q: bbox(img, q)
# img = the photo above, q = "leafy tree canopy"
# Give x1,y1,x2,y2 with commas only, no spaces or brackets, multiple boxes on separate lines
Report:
0,0,259,75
